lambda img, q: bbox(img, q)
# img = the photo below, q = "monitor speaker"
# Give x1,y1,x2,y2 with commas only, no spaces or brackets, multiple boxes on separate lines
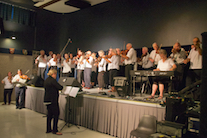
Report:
58,77,82,90
114,77,128,97
165,97,187,123
27,76,44,87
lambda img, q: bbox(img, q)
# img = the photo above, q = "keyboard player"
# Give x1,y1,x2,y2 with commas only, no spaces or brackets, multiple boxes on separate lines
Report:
148,49,177,99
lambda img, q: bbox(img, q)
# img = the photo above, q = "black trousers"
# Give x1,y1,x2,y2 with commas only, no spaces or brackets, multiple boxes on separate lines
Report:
4,88,13,104
186,69,201,87
15,87,26,108
125,64,134,95
125,64,134,83
46,104,60,133
173,64,186,91
62,72,72,77
109,69,118,86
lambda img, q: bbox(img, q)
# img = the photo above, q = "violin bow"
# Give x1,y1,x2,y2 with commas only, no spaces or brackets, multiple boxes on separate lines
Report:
25,70,30,75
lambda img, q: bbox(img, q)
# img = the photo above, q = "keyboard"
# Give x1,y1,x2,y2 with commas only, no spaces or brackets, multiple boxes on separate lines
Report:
131,70,174,77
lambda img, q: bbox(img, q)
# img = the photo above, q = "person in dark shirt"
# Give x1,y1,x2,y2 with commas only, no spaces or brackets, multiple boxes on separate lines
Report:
44,69,63,135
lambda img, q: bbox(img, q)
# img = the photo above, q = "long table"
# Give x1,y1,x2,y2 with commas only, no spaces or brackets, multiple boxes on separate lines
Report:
25,86,165,138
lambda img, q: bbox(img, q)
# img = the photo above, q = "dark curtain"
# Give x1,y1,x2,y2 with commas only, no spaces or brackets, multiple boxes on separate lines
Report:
0,3,36,27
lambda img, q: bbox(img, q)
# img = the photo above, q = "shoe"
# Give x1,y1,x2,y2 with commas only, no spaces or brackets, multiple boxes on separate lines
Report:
158,96,163,99
148,95,154,99
8,103,10,105
52,132,62,135
16,106,19,109
19,107,22,110
2,103,6,105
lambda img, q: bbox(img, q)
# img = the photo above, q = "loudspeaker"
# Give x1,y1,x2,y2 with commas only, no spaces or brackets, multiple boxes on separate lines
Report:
0,17,4,34
165,97,187,123
114,77,128,97
58,77,82,89
27,76,44,87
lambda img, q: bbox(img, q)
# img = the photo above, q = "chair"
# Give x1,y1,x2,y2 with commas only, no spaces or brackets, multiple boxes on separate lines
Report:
130,115,157,138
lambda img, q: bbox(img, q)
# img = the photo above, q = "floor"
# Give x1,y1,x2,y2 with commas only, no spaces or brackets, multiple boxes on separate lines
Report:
0,102,116,138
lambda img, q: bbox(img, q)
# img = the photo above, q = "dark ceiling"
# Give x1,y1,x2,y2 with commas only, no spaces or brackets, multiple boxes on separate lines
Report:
0,0,35,10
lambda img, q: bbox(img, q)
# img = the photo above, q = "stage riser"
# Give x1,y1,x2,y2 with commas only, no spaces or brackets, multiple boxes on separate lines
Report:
25,86,165,138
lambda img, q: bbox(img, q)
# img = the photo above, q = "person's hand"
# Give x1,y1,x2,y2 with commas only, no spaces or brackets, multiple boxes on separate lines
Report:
183,59,188,64
16,79,19,82
149,58,154,63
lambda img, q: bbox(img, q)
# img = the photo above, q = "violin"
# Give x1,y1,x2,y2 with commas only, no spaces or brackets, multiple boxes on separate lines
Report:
156,44,162,54
137,53,147,62
66,58,69,62
8,76,12,83
76,54,81,58
41,54,45,59
104,54,112,59
120,49,129,55
171,48,181,54
97,56,102,62
53,58,57,62
20,75,30,80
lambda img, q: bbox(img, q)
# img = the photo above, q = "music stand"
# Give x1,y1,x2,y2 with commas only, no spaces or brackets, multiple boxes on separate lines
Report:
60,86,80,131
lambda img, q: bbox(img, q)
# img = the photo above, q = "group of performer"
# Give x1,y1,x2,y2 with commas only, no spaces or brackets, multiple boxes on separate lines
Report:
1,37,202,106
33,37,202,98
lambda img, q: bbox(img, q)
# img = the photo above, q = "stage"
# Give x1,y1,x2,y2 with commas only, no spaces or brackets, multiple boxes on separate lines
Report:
25,86,166,138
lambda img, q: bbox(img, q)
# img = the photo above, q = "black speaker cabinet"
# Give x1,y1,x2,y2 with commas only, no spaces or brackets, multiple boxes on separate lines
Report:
27,76,44,87
114,77,128,97
165,97,187,124
58,77,82,90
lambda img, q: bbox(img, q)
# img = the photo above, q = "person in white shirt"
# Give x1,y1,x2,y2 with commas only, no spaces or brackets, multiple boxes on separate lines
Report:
116,48,125,76
48,54,58,70
149,42,161,68
69,53,75,77
96,50,107,90
105,48,113,89
35,50,47,79
1,72,14,105
47,51,53,61
120,43,137,95
91,53,98,88
84,51,93,89
149,49,176,99
62,53,71,77
170,42,187,91
56,54,63,78
183,37,202,88
75,51,85,86
138,47,154,70
104,49,119,92
12,69,29,109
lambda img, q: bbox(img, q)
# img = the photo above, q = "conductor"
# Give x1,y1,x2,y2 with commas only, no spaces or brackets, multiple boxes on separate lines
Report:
44,69,63,135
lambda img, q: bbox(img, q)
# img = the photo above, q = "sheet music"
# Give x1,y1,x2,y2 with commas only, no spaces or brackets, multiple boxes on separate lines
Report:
62,86,79,97
62,86,72,94
69,87,80,97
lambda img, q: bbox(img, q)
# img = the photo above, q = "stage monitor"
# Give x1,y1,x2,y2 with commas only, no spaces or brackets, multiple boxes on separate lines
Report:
58,77,82,91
